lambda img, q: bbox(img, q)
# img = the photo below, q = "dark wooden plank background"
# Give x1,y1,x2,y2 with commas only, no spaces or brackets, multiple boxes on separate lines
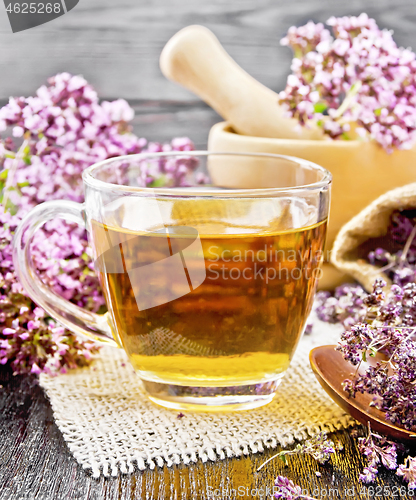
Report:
0,0,414,103
2,364,416,500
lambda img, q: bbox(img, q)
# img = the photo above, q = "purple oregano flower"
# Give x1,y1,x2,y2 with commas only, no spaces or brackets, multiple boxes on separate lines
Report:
0,73,206,375
280,14,416,151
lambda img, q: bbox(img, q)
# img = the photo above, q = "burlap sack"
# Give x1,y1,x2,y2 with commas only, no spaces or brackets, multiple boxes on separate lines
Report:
331,183,416,292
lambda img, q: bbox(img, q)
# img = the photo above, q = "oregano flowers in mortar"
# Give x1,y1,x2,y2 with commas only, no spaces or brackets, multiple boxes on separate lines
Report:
279,13,416,151
0,73,204,376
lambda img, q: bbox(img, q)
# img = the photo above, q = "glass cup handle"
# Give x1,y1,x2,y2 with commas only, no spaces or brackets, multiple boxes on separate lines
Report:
12,200,118,347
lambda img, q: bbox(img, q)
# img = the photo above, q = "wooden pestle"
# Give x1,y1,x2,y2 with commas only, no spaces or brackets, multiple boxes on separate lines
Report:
160,25,323,140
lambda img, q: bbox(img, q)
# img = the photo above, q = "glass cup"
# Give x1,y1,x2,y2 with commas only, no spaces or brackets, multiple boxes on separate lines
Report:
13,152,331,411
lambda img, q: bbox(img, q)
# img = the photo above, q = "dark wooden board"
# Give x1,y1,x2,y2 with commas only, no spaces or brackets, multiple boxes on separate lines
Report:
129,100,221,149
1,364,415,500
0,0,415,102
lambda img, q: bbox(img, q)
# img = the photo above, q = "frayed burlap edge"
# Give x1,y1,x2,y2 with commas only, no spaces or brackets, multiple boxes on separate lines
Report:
39,319,354,478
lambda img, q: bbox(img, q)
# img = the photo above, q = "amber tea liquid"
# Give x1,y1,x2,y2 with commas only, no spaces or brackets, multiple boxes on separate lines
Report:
91,215,326,390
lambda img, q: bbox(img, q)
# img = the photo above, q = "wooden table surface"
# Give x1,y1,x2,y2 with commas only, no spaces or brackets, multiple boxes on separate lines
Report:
1,102,415,500
1,365,414,500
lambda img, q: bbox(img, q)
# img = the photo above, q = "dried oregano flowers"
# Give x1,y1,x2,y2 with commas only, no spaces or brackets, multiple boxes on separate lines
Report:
264,426,416,498
257,433,340,500
332,279,416,485
368,210,416,286
315,209,416,431
257,432,340,472
356,423,398,483
315,210,416,330
272,208,416,493
273,476,317,500
337,278,416,431
300,210,416,490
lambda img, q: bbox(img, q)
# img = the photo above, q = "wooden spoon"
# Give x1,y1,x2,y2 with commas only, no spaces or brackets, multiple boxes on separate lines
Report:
160,25,323,141
310,345,416,443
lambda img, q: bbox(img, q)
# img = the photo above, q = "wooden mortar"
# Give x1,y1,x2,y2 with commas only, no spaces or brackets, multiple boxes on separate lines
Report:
161,26,416,288
208,122,416,288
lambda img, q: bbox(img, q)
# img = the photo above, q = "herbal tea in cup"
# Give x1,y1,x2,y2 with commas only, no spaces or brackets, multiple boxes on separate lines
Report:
13,152,331,411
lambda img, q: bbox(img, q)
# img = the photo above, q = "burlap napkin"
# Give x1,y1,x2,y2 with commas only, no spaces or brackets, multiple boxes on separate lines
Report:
331,183,416,291
39,315,354,477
